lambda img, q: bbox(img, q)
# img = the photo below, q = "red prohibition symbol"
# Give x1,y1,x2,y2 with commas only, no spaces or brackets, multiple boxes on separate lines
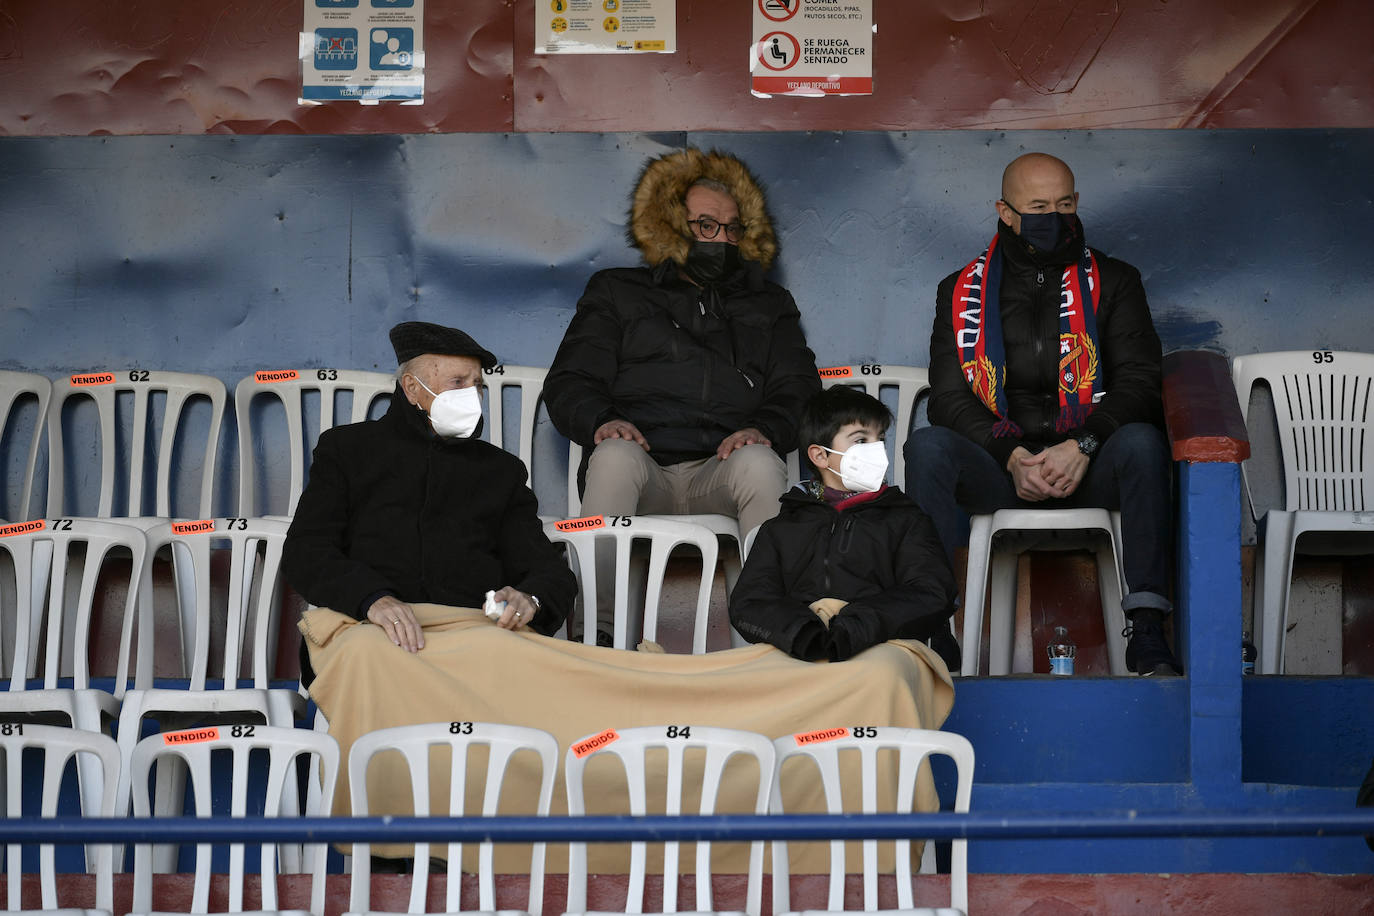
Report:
757,31,800,71
758,0,800,24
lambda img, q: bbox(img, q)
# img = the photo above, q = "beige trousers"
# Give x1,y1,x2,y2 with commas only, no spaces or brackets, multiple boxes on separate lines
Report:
577,438,787,634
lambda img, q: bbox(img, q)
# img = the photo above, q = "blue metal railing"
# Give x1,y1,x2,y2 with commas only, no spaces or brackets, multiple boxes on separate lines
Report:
3,811,1372,844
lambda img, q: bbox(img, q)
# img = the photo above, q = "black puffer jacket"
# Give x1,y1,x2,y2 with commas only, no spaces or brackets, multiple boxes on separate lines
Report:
928,220,1164,468
728,483,957,662
284,388,576,682
545,261,820,465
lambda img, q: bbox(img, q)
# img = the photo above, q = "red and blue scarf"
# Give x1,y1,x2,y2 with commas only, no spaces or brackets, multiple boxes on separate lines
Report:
952,234,1103,437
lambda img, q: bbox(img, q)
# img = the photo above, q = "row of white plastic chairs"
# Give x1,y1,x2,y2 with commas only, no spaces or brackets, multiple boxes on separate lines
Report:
0,365,919,665
0,511,756,699
5,349,1368,675
0,364,930,525
1,720,973,916
0,360,1101,677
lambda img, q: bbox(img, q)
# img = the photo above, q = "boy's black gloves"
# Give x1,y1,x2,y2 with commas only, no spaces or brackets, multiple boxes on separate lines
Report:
928,620,963,673
793,619,830,662
828,610,879,662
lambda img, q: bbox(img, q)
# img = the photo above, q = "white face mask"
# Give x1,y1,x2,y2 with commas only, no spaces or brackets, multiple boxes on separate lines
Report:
412,376,483,439
819,440,889,493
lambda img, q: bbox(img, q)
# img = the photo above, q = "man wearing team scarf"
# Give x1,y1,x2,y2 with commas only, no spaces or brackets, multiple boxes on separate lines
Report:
905,153,1180,676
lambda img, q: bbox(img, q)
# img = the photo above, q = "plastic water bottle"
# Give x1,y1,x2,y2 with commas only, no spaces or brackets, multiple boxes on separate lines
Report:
1048,626,1076,676
1242,631,1257,675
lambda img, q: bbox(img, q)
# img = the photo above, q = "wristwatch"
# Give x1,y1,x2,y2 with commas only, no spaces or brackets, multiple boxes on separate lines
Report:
527,593,541,614
1075,433,1100,458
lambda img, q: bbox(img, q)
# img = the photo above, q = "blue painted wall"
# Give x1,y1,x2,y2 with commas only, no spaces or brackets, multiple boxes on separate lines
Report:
3,129,1371,516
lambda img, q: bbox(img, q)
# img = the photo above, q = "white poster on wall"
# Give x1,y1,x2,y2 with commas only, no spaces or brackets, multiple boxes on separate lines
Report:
536,0,676,55
301,0,425,103
751,0,873,97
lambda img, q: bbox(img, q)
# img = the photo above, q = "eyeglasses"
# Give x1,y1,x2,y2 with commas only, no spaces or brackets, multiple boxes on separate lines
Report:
687,217,746,243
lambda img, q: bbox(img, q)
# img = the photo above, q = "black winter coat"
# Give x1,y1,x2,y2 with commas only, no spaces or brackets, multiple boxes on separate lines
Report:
728,484,957,662
545,262,820,467
928,220,1164,468
284,388,576,683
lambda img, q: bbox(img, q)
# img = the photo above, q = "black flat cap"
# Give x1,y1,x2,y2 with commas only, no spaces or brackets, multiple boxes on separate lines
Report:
389,321,498,368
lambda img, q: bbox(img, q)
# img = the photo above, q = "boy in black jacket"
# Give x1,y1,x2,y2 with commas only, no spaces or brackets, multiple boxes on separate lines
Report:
729,386,960,669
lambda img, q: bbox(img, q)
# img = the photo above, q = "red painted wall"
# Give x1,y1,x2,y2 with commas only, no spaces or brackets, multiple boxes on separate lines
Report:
2,0,1371,135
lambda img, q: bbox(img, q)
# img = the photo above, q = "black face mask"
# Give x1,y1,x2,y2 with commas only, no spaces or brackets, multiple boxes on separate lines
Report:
1018,212,1065,252
682,240,743,286
1004,204,1083,255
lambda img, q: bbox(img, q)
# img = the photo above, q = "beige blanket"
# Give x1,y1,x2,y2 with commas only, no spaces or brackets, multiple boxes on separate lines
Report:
301,603,954,872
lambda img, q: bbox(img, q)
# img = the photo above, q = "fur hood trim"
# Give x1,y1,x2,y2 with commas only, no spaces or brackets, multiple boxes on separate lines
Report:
628,148,779,270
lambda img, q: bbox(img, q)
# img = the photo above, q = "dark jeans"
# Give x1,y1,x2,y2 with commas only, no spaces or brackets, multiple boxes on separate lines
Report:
904,423,1173,613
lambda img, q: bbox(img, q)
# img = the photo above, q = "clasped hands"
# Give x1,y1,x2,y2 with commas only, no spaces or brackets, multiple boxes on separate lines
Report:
594,419,770,461
1006,440,1090,501
368,586,538,654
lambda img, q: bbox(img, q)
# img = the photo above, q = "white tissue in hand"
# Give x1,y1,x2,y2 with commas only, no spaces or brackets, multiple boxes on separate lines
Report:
483,589,506,621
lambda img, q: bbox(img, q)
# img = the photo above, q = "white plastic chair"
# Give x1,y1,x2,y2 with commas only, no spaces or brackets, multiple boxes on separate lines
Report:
0,370,52,523
46,371,225,520
960,508,1127,676
234,369,394,518
543,515,719,652
817,364,930,487
564,725,776,916
43,370,227,708
0,518,145,821
346,722,560,916
128,724,339,916
1232,350,1374,674
116,517,304,867
568,442,748,607
649,512,745,598
565,441,585,520
770,727,974,916
1,724,121,915
483,365,547,471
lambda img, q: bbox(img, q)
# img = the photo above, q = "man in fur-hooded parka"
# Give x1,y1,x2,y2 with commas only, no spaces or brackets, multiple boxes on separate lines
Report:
546,148,819,549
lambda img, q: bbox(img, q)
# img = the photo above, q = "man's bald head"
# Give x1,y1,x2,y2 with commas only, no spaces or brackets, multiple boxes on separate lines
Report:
995,153,1079,237
1001,153,1074,203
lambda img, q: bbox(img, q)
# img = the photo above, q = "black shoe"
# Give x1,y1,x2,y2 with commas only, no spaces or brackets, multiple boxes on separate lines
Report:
1123,618,1182,676
370,855,411,874
928,623,962,674
370,854,446,875
571,630,617,648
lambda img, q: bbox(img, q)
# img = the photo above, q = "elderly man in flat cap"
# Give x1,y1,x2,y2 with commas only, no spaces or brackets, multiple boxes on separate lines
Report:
284,320,575,686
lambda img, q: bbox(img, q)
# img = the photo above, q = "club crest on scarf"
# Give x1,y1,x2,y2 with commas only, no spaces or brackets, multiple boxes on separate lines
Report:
1058,332,1099,395
953,235,1103,437
962,354,1000,415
